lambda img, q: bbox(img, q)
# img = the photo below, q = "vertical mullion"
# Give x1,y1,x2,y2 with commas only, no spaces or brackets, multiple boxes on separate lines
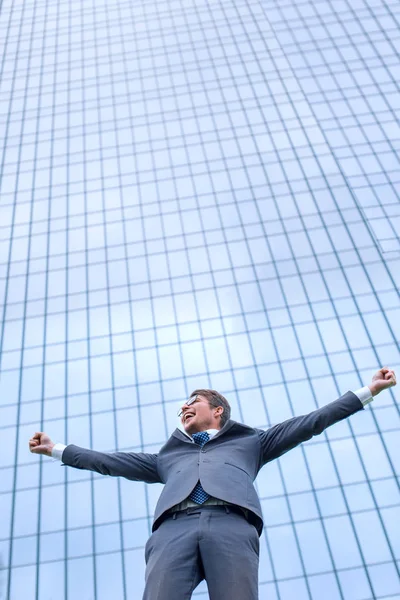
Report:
90,0,128,595
35,0,62,597
81,1,98,598
4,0,43,597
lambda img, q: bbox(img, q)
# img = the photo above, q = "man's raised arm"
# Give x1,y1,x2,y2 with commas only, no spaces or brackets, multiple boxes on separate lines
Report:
29,432,162,484
257,367,396,467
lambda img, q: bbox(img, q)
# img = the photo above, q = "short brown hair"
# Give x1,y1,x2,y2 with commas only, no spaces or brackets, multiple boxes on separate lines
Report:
190,389,231,428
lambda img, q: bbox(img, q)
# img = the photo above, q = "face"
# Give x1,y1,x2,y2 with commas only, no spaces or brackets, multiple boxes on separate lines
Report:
180,395,223,434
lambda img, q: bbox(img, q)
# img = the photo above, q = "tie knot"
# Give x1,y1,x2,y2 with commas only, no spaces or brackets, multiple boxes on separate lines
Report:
192,431,210,447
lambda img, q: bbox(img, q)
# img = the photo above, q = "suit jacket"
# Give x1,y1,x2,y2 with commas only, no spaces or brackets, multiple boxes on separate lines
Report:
62,391,364,536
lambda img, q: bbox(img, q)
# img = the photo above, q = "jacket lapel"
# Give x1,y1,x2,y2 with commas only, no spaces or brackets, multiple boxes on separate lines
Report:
172,429,194,444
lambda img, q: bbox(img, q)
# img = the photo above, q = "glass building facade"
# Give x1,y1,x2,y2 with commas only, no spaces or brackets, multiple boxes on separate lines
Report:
0,0,399,598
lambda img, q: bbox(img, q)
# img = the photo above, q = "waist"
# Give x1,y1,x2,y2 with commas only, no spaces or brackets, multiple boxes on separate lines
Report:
169,496,248,519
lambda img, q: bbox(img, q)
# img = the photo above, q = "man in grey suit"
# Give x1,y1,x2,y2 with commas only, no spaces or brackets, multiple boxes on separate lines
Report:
30,367,396,599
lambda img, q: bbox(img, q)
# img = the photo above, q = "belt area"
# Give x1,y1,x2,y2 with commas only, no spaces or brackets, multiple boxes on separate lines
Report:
167,503,247,520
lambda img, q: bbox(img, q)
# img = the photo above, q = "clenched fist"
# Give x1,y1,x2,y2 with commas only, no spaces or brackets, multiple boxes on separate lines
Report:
29,432,55,457
369,367,397,397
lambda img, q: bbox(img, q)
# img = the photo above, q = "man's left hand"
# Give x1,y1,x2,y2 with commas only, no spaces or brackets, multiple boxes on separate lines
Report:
368,367,397,397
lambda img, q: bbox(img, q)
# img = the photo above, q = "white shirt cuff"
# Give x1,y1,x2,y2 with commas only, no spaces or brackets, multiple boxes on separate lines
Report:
51,443,67,461
353,386,374,406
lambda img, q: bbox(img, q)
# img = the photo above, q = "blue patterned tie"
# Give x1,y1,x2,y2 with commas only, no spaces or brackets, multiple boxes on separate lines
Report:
189,431,210,504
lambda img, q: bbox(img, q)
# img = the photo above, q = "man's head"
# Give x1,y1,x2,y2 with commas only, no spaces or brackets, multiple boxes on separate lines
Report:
179,389,231,434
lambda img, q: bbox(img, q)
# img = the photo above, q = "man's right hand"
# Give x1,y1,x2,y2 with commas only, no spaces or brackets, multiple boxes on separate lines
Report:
29,432,55,457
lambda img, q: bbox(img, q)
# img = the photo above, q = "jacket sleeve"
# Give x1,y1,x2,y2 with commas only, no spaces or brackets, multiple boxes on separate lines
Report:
256,391,364,467
61,444,162,484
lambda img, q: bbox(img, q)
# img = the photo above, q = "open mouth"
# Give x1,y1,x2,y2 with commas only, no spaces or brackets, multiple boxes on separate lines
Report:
184,413,195,423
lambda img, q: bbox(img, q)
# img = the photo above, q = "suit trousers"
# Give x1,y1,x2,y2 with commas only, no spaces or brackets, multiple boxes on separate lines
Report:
143,505,259,600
